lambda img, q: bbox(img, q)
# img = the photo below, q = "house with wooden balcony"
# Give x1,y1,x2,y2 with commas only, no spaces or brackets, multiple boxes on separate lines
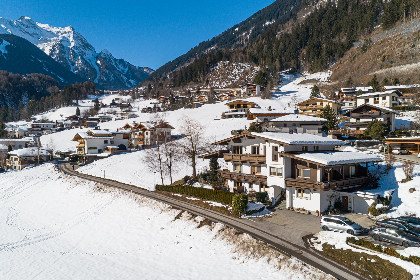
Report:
209,132,381,214
241,83,261,97
6,147,52,170
222,100,259,119
344,104,397,134
356,90,402,108
72,129,130,162
121,121,174,149
297,98,342,117
383,85,420,105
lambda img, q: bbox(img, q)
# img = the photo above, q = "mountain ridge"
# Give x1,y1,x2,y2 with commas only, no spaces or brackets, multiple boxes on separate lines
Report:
0,16,153,90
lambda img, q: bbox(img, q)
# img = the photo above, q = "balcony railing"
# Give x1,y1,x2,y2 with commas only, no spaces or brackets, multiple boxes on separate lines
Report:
285,176,368,191
223,153,266,163
351,112,380,118
220,170,267,184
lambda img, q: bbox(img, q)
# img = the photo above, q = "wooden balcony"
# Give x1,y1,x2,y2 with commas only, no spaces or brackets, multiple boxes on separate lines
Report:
350,112,380,118
220,170,267,184
299,105,323,110
285,176,368,191
223,153,266,163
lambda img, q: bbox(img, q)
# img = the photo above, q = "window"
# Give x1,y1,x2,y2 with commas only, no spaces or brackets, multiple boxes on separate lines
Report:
251,146,259,155
314,146,319,151
104,140,108,144
233,163,242,173
234,181,242,188
298,168,311,178
232,146,243,154
365,99,369,103
302,146,308,152
270,167,283,176
230,105,234,109
272,146,279,161
382,96,386,100
350,166,356,177
251,165,262,175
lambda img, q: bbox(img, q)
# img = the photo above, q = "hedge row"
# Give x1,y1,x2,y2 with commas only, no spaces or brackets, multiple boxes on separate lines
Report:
322,243,412,280
156,185,234,205
390,106,419,112
347,237,420,265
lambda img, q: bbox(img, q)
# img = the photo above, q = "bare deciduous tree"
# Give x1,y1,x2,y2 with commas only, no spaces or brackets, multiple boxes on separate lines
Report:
163,141,180,184
145,145,165,185
179,117,210,178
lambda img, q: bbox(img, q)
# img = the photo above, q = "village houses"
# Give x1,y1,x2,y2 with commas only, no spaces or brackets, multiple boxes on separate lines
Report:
344,104,397,135
122,121,174,149
264,114,326,135
297,97,342,117
356,90,402,108
221,100,259,119
210,132,381,215
6,147,52,170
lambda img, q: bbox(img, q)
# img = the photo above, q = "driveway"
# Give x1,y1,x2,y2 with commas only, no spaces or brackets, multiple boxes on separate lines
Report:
249,208,322,246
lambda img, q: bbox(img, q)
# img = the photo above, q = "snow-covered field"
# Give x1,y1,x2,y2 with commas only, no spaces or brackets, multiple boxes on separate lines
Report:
0,164,327,280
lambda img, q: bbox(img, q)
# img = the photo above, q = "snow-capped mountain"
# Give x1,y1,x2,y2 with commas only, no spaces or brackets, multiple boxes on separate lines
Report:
0,16,153,89
0,34,81,84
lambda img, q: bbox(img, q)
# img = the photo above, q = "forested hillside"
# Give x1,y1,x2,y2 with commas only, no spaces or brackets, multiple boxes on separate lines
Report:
0,71,95,122
146,0,420,89
146,0,304,83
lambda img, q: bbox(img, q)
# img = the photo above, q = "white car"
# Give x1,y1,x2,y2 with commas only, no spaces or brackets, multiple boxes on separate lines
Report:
392,148,409,155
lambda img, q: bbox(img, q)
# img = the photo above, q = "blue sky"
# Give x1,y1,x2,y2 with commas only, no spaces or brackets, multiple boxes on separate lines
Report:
2,0,274,69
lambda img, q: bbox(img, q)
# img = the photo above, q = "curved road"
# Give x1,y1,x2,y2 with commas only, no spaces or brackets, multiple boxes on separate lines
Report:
59,163,363,280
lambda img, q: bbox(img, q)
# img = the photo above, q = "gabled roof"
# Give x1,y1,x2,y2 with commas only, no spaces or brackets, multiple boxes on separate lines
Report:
270,114,326,122
347,103,398,114
213,132,344,146
8,147,51,157
297,97,342,106
357,90,402,98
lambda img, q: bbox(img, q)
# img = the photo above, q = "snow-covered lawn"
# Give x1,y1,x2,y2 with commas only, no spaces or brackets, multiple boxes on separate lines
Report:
0,164,327,280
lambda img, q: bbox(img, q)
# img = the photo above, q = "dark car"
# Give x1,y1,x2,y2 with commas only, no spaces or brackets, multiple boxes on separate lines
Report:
369,227,420,247
376,219,420,238
393,216,420,229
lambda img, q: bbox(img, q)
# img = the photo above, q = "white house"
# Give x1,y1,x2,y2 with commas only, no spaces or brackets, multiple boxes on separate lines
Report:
211,132,381,214
6,147,52,170
0,138,32,150
356,90,402,108
265,114,326,135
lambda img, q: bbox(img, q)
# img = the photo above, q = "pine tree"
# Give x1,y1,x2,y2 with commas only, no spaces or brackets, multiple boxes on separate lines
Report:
93,98,100,111
368,75,381,92
76,107,80,116
320,105,338,131
310,85,321,98
364,120,387,140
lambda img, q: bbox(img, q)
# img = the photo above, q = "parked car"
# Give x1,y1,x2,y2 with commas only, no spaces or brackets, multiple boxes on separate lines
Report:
320,215,365,235
376,219,420,238
369,227,420,248
393,216,420,229
391,148,409,155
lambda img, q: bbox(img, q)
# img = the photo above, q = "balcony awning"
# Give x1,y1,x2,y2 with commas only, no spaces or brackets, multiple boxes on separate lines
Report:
294,151,381,166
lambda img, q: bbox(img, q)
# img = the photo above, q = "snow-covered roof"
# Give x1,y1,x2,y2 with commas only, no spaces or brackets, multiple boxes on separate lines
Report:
297,97,343,105
225,99,258,105
0,138,31,143
270,114,326,122
385,136,420,141
349,103,398,114
248,108,288,114
295,151,381,166
384,85,420,90
8,147,51,157
357,90,402,98
355,86,373,92
250,132,344,145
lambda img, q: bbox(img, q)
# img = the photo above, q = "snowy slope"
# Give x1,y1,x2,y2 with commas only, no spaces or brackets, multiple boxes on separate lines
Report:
74,73,318,188
0,16,152,89
0,164,327,280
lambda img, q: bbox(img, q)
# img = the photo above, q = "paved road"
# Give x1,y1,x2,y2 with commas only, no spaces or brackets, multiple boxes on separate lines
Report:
59,163,364,280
